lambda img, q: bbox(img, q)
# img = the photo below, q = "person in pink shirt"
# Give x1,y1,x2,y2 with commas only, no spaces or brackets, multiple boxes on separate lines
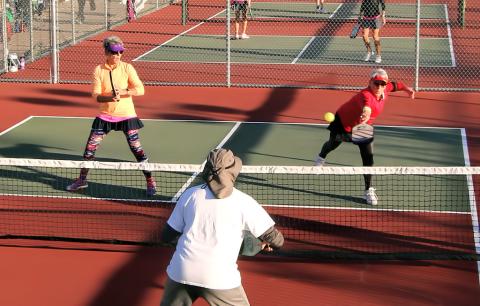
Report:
314,68,415,205
66,35,156,196
231,0,251,39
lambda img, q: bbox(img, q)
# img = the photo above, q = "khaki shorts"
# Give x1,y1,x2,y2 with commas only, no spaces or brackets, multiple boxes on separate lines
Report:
160,276,251,306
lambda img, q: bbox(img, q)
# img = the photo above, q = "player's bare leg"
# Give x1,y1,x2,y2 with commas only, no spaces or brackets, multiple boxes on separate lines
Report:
362,28,373,61
373,29,382,63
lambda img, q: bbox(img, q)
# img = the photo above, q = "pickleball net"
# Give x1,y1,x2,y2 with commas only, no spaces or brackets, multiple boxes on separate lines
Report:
1,158,479,260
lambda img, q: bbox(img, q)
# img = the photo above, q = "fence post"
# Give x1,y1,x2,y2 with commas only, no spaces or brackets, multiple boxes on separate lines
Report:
51,0,58,83
2,0,7,72
28,0,33,60
226,0,231,87
104,0,108,30
414,0,420,91
458,0,466,28
182,0,188,25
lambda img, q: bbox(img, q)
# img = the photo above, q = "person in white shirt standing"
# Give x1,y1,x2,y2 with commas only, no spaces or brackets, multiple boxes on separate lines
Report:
160,148,284,306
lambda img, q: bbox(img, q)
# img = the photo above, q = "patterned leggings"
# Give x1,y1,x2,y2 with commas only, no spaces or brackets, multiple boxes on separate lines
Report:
79,129,152,179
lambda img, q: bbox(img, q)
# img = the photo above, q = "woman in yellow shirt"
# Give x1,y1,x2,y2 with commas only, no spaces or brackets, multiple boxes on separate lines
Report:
66,35,156,196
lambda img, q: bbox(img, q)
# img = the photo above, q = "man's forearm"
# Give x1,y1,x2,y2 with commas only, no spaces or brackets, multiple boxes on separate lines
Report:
258,226,284,249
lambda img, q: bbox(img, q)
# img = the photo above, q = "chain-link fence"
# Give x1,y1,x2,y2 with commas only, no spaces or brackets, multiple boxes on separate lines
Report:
1,0,479,91
0,0,171,82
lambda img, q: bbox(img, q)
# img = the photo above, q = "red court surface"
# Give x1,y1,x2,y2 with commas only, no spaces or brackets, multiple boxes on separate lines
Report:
1,83,480,305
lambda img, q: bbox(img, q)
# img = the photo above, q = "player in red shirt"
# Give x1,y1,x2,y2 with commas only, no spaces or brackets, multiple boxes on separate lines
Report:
314,68,415,205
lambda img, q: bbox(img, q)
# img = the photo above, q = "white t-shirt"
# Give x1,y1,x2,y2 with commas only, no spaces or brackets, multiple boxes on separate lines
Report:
166,184,275,289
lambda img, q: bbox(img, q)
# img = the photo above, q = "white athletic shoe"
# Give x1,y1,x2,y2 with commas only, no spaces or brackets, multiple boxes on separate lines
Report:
375,55,382,63
364,51,374,62
364,187,378,205
314,156,325,166
66,178,88,191
241,33,250,39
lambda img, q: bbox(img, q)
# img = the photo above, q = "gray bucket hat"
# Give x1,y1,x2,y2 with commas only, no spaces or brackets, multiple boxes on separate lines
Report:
201,148,242,199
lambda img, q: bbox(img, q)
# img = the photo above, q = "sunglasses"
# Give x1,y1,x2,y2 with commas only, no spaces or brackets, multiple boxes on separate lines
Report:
108,50,123,55
373,81,387,86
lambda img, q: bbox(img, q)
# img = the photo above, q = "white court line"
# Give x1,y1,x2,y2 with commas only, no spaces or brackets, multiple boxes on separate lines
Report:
328,3,343,19
0,191,470,215
171,121,242,201
461,128,480,286
0,116,34,136
444,4,457,67
292,36,316,64
261,203,471,214
132,9,227,61
21,115,468,130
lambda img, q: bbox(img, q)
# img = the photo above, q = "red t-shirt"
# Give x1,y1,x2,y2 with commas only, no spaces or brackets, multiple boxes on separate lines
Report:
337,81,405,132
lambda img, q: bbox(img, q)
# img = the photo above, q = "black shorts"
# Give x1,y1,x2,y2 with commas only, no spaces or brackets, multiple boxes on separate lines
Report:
91,117,144,133
232,1,248,13
361,16,383,30
327,114,353,142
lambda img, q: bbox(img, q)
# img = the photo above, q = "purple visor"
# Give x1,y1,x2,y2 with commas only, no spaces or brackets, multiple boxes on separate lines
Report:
107,43,125,52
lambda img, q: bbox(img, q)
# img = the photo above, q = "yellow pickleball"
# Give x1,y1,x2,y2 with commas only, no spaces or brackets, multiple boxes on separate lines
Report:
324,112,335,123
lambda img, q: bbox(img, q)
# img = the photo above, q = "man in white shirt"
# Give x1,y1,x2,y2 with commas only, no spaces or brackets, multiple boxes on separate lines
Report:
160,148,284,305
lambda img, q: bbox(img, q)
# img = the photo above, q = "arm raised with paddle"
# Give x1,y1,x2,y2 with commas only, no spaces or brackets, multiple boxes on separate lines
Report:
313,68,414,205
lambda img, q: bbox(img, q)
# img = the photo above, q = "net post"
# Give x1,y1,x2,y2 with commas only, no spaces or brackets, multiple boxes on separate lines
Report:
458,0,466,28
181,0,188,25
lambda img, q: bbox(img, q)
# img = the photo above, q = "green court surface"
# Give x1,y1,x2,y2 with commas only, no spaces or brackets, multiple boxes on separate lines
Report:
0,117,466,166
0,117,470,212
140,35,453,67
216,2,447,20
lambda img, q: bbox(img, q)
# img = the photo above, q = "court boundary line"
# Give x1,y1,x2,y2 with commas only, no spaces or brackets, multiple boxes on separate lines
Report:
0,191,472,215
444,4,456,67
0,116,34,136
461,128,480,285
15,115,470,130
292,36,316,64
